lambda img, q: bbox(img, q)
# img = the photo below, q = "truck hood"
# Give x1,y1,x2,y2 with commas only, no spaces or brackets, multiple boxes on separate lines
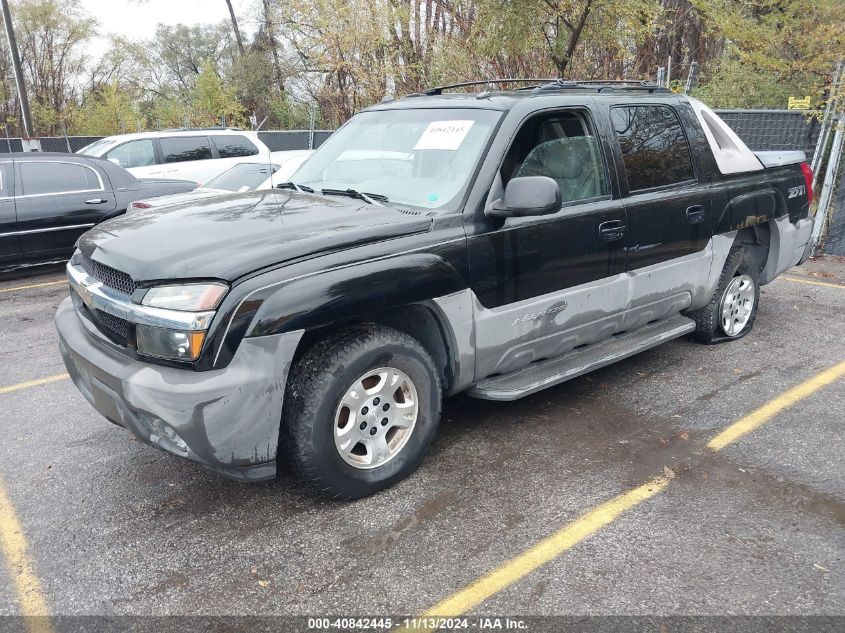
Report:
78,189,432,282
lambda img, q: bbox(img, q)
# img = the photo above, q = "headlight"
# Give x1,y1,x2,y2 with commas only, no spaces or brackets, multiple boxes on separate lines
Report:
141,283,227,311
136,325,206,362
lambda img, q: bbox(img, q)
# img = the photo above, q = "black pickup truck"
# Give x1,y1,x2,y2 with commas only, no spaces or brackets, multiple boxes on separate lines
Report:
55,79,815,499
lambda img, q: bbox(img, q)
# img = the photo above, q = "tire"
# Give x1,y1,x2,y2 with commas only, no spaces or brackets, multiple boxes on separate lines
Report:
689,245,761,344
281,324,442,500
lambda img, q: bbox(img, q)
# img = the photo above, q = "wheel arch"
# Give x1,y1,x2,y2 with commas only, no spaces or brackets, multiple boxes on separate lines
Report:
292,300,467,396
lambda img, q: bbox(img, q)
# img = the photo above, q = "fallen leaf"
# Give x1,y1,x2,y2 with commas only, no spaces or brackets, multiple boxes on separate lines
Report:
258,580,270,587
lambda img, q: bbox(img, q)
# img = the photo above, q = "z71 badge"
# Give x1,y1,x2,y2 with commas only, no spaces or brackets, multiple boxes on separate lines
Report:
788,185,806,199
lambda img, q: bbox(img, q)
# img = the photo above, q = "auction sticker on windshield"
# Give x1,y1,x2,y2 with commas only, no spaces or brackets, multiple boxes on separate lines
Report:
414,120,474,150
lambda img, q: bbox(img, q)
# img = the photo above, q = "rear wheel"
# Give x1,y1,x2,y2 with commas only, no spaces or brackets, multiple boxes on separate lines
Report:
281,324,441,500
689,245,760,344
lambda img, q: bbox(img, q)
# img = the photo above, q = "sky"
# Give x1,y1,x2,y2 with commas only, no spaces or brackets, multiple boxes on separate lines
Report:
79,0,255,57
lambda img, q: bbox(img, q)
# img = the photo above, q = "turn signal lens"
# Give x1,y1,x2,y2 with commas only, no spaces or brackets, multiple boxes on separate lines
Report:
136,325,206,361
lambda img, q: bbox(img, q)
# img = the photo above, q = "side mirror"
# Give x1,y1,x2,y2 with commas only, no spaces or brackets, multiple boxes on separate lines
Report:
486,176,561,218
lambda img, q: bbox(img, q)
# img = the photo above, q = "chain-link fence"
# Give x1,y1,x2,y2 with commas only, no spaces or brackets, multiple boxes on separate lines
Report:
824,161,845,255
715,110,819,156
0,130,335,154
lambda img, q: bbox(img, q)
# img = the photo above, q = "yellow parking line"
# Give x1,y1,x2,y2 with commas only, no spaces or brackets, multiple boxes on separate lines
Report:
421,475,671,619
781,275,845,289
0,374,69,396
413,360,845,621
0,280,65,294
707,360,845,451
0,477,53,632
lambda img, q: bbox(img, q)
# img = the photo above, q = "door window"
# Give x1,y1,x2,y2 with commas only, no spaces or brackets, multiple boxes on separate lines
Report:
503,110,609,205
105,140,157,168
611,105,695,191
0,163,9,196
20,162,101,196
159,136,213,163
211,135,259,158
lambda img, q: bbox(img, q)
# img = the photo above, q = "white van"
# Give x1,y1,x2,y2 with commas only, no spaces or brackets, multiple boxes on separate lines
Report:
76,128,273,184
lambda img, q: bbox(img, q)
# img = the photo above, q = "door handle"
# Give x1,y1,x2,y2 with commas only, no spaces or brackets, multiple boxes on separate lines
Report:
85,198,107,204
686,205,705,224
598,220,626,242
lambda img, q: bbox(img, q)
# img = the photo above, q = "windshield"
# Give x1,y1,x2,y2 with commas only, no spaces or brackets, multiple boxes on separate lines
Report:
293,108,501,210
205,162,280,192
76,137,118,156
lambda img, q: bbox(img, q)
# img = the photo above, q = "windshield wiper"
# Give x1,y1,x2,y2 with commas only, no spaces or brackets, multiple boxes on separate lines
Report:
320,188,388,206
275,181,314,193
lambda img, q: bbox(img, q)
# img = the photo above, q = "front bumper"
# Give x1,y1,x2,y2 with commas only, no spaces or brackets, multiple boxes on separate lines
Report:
55,297,303,481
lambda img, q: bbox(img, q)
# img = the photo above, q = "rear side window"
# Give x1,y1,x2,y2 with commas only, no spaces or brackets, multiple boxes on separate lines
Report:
611,105,695,191
211,135,259,158
159,136,213,163
20,162,101,196
105,139,157,168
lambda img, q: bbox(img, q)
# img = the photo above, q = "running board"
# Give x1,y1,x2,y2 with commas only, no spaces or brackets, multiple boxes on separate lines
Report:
467,315,696,401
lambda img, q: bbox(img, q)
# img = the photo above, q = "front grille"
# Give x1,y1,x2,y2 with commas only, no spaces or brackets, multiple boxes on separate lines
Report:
91,308,131,344
80,254,137,295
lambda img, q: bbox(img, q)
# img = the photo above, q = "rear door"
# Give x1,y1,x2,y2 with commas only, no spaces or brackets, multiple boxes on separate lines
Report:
15,160,117,259
103,138,163,179
608,103,714,311
159,136,216,182
0,161,21,264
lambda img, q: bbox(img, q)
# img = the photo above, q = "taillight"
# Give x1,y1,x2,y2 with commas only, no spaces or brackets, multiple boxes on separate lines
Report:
132,201,152,209
800,162,814,206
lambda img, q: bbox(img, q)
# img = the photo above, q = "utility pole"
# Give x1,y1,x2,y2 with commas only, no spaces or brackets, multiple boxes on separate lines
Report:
1,0,38,150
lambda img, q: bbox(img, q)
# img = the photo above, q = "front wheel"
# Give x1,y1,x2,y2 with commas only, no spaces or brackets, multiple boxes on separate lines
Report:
689,245,761,344
281,325,441,500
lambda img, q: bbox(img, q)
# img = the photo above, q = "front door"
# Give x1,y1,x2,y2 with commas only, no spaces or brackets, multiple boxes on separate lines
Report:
0,162,20,264
609,103,714,314
468,107,628,379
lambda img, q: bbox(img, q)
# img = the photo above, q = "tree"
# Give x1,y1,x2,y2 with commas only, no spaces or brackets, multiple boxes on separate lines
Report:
190,58,246,127
70,83,139,135
6,0,95,134
224,0,245,55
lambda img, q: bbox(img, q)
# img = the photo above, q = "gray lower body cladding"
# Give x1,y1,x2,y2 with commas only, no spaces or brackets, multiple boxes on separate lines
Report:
55,298,302,481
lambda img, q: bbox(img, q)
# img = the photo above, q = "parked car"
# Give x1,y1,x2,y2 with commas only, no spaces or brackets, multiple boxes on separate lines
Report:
56,80,815,499
0,153,196,271
127,150,313,212
76,128,272,184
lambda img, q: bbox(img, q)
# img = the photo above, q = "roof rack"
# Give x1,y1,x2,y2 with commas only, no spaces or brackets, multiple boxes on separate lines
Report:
408,78,671,98
531,79,671,94
157,126,244,132
415,79,558,96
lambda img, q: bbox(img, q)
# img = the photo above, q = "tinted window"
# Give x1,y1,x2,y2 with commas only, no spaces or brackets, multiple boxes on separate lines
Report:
159,136,213,163
105,139,157,168
211,135,259,158
611,105,695,191
205,162,279,191
20,162,101,196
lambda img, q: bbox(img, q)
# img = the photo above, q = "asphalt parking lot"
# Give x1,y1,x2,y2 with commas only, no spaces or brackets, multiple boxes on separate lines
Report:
0,258,843,630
